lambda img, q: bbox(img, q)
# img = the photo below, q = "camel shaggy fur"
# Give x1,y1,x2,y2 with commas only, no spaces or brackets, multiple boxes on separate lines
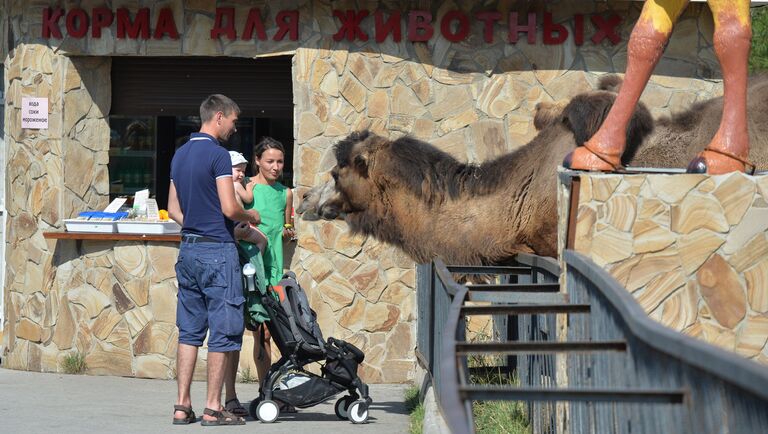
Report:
298,75,768,265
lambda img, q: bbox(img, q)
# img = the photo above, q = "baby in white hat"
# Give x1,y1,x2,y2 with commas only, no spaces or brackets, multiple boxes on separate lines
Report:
230,151,268,252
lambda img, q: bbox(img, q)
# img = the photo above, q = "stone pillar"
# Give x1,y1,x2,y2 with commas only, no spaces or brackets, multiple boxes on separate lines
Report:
0,0,8,340
61,56,111,216
562,172,768,365
1,56,6,336
2,44,110,368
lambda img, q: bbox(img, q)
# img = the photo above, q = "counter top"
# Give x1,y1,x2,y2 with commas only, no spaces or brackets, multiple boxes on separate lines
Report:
43,232,181,242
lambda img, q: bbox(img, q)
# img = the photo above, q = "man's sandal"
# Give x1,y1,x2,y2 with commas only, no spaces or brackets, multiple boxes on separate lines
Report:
224,398,249,418
201,408,246,426
172,405,196,425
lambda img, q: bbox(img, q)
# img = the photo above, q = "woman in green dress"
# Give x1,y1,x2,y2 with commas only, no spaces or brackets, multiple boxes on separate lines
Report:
245,137,295,286
244,137,295,405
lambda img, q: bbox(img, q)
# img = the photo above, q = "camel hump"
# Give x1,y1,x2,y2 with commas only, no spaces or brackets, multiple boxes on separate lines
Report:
562,90,654,164
598,74,623,93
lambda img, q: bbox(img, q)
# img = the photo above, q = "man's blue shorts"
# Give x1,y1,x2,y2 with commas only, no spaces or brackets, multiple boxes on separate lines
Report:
175,240,244,352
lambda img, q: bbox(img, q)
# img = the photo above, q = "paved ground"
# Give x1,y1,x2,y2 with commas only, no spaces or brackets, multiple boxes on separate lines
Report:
0,368,411,434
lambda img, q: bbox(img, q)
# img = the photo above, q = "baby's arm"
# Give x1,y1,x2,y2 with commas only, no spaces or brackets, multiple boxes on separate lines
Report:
235,181,254,206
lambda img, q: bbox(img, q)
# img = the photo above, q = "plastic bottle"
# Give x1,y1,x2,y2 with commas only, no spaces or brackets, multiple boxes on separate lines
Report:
243,263,257,292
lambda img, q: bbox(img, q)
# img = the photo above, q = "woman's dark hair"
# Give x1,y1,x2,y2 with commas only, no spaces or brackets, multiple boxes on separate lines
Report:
254,137,285,159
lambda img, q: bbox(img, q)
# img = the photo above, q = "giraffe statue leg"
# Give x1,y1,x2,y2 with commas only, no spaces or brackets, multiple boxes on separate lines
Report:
687,0,752,174
564,0,689,171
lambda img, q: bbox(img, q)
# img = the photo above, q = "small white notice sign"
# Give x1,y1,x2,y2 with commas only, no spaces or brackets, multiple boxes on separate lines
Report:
103,197,127,213
22,98,49,129
146,198,160,220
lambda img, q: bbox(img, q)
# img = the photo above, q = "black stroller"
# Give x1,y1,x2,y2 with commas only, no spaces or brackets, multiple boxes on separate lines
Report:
242,267,372,424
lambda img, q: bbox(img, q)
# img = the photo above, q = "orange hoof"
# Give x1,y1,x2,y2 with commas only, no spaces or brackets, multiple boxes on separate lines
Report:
686,149,754,175
563,145,622,172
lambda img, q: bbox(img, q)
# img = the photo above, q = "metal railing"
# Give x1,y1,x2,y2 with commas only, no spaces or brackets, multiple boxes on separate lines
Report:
416,254,563,433
565,250,768,434
416,250,768,433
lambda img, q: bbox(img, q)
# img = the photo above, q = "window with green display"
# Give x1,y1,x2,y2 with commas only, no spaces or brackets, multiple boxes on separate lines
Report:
108,115,293,208
108,116,157,198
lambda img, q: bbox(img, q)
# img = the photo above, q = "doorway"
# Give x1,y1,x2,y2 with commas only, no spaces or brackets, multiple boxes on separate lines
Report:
109,56,294,208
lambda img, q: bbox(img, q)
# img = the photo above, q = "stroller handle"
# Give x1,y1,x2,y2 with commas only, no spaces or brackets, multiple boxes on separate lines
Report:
327,337,365,362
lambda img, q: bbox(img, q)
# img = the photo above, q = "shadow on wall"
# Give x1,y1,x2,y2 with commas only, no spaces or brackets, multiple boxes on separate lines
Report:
283,238,297,275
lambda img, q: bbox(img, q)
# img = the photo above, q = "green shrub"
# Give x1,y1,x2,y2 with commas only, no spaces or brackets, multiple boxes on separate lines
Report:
405,385,424,434
60,352,87,374
750,6,768,72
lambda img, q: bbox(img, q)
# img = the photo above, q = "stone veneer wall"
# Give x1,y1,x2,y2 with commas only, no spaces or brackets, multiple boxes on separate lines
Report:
565,172,768,364
4,0,726,381
3,46,116,368
1,0,7,334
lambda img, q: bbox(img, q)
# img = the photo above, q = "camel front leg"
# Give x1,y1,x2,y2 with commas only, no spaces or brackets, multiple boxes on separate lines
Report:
564,0,689,171
687,0,752,174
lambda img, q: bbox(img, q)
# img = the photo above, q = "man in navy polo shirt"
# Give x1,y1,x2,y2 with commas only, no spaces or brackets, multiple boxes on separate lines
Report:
168,94,260,426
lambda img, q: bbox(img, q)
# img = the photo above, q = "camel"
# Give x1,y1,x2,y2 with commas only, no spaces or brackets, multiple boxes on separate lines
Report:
297,75,768,265
296,178,339,221
566,0,753,175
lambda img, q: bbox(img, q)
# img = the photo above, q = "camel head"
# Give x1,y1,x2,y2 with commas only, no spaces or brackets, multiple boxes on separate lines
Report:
295,179,343,221
328,130,390,214
296,130,390,223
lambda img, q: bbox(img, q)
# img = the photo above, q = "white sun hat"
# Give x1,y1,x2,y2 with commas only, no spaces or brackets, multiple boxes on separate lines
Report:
229,150,248,166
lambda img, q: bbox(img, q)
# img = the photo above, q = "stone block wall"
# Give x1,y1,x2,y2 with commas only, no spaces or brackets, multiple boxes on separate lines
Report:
3,0,729,381
2,44,115,368
3,240,182,376
566,172,768,364
1,60,5,334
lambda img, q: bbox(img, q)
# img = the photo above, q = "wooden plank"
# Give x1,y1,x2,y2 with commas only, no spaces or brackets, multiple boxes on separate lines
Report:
459,386,686,403
466,283,560,292
467,292,567,304
446,266,531,275
456,341,627,354
42,232,181,242
461,304,590,315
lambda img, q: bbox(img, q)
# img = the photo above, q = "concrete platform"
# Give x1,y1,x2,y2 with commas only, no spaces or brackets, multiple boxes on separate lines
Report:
0,368,411,434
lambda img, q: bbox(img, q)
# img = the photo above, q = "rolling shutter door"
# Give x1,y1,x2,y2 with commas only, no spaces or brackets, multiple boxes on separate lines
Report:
111,56,293,118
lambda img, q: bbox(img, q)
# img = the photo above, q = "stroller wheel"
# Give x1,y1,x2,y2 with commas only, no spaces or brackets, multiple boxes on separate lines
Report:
334,396,353,420
256,400,280,423
347,400,369,424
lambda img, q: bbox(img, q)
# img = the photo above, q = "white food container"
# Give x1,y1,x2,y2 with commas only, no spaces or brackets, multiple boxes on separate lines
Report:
116,220,181,234
64,219,117,233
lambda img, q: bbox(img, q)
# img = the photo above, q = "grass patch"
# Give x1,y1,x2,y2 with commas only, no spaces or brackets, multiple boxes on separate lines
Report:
473,399,530,434
468,332,531,434
60,352,87,374
239,367,258,384
405,385,424,434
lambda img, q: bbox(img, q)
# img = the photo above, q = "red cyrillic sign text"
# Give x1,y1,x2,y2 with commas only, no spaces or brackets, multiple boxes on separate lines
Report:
41,8,622,46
